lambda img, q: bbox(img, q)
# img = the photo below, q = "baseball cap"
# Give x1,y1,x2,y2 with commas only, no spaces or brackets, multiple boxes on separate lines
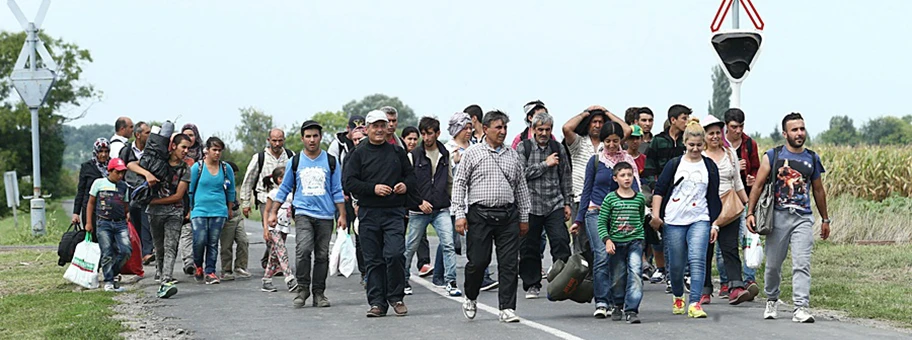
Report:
630,125,643,137
300,120,323,132
365,110,389,124
348,115,365,129
108,158,127,172
702,115,724,129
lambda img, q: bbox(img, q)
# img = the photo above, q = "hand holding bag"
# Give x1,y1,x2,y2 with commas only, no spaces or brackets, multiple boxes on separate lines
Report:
64,233,101,289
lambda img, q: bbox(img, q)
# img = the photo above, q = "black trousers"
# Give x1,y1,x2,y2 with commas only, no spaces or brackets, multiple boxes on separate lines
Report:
359,207,407,311
520,209,571,290
704,219,745,293
463,205,520,310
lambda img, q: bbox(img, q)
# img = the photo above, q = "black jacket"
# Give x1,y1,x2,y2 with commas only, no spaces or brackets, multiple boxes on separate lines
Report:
74,161,105,216
343,141,417,208
409,141,451,211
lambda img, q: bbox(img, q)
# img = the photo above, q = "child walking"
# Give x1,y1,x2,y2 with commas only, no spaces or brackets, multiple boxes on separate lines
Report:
597,162,648,324
262,167,298,292
86,158,134,293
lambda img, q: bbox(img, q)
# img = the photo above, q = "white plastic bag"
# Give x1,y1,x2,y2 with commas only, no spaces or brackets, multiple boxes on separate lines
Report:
329,229,344,277
64,234,101,289
744,232,764,270
337,231,357,278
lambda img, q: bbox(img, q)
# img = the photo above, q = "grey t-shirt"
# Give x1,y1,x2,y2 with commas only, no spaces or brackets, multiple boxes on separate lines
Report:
146,162,191,215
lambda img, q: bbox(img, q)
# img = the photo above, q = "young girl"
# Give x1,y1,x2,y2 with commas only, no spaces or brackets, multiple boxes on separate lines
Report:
262,167,297,292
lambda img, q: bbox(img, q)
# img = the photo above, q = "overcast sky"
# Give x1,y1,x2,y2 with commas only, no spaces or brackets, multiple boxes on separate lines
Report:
2,0,909,142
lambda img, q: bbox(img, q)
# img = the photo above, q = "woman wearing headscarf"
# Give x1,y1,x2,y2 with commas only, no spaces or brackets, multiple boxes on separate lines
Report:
72,138,112,229
181,123,203,163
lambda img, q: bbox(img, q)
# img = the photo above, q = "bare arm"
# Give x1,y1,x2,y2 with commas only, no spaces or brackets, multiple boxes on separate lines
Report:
86,195,96,232
562,110,589,146
150,181,188,205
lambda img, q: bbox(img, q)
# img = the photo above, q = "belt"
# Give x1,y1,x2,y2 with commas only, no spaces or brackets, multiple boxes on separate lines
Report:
473,203,515,210
98,218,126,223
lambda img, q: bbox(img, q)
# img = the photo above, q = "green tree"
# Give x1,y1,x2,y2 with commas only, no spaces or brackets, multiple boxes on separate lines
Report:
707,65,732,120
0,31,99,216
861,116,912,145
62,124,114,171
769,125,784,144
817,115,859,146
234,107,274,156
343,94,417,128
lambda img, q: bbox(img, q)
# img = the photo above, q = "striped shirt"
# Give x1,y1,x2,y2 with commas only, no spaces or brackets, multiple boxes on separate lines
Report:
597,192,647,243
567,134,601,203
515,140,572,216
452,142,532,223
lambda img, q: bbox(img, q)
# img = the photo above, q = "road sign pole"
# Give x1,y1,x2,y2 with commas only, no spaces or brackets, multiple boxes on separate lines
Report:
732,0,739,29
30,106,45,236
731,81,741,109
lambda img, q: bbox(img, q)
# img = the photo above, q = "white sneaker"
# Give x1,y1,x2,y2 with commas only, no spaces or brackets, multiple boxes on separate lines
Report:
404,286,413,295
103,283,125,293
593,306,609,319
525,287,540,299
499,309,520,323
792,306,815,323
463,298,477,320
764,300,779,319
650,270,666,283
446,282,463,297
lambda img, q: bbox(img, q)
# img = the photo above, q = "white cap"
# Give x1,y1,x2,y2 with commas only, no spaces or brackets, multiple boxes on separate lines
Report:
365,110,389,124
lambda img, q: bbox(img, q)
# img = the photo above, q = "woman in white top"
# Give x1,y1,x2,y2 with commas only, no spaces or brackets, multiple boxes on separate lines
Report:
262,167,297,293
700,115,752,305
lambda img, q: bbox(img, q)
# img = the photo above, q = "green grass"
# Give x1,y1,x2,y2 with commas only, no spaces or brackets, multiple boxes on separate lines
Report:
0,250,126,339
750,242,912,328
0,200,73,246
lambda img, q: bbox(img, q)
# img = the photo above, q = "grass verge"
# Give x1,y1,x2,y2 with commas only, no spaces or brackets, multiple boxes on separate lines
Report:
0,200,72,246
0,250,126,339
751,242,912,328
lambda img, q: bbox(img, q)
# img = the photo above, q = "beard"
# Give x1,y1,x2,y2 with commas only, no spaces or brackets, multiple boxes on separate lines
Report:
787,135,805,148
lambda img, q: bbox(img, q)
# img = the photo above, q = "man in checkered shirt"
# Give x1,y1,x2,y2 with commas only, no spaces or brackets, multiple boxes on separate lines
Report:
514,111,573,300
452,110,531,323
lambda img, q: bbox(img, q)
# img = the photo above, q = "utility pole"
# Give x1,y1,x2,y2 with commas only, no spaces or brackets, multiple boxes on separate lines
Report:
730,0,741,108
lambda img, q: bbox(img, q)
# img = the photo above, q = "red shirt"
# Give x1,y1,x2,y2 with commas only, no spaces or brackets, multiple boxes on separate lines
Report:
633,154,646,175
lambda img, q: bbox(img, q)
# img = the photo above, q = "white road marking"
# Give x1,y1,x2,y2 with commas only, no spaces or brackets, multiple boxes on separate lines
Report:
408,276,585,340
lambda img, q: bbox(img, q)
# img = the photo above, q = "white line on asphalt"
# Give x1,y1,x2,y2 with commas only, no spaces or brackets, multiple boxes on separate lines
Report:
408,276,585,340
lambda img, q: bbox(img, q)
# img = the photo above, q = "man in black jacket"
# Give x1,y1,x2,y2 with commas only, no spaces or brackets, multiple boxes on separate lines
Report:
343,110,417,318
402,117,462,297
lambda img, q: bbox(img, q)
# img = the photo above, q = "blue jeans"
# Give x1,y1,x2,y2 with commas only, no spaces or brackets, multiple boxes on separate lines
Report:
404,210,457,283
665,220,711,304
96,219,132,283
608,240,644,313
191,217,226,275
585,209,612,308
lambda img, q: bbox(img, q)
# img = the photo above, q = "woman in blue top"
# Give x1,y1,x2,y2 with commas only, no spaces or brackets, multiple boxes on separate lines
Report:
189,136,237,284
575,121,640,319
649,118,722,319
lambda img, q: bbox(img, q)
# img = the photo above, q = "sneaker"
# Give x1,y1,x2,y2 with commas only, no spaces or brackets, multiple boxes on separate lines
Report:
393,301,408,316
593,306,609,319
194,267,204,283
446,281,463,297
525,287,540,299
366,306,386,317
404,286,413,295
793,306,815,323
626,312,641,324
184,265,195,276
700,294,711,304
719,284,730,298
313,292,331,307
463,298,477,320
162,277,179,285
285,276,299,292
157,283,178,298
764,300,779,319
418,264,434,277
499,309,520,323
262,280,278,292
611,306,624,321
480,277,499,291
672,296,686,315
650,270,666,283
293,289,311,308
205,273,220,285
665,281,672,294
642,265,656,281
688,302,708,318
746,281,761,300
103,283,126,293
728,287,751,305
235,268,252,279
221,272,235,281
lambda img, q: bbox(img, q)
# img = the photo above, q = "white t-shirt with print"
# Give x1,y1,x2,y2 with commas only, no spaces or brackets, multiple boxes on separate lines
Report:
268,188,292,234
664,159,710,226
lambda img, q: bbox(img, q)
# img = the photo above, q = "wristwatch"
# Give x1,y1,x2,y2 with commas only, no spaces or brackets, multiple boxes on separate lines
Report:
821,218,831,224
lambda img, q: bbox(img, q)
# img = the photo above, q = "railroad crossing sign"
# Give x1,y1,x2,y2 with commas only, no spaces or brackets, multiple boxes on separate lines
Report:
8,0,58,109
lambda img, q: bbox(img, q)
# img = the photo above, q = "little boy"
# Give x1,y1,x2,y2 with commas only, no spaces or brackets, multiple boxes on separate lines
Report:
597,162,647,324
86,158,133,293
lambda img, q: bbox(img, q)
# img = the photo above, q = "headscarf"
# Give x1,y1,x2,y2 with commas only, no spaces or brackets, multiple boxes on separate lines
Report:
181,123,203,162
92,138,110,177
448,112,472,137
574,109,608,137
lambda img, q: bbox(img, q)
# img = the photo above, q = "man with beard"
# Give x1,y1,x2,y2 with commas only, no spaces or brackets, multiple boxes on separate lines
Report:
454,110,531,323
747,112,830,323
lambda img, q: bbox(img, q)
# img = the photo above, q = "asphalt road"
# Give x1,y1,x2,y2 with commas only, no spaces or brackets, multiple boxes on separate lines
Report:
114,214,910,340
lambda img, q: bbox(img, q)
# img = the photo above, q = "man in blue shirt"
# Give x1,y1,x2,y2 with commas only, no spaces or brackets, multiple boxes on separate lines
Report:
269,120,345,309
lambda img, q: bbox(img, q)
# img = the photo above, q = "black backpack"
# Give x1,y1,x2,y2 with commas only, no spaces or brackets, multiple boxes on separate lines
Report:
288,152,336,214
190,161,230,210
57,222,87,266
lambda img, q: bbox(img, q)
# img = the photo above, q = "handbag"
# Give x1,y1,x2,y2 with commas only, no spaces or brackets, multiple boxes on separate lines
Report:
63,233,102,289
57,222,87,266
716,148,745,226
754,146,782,235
